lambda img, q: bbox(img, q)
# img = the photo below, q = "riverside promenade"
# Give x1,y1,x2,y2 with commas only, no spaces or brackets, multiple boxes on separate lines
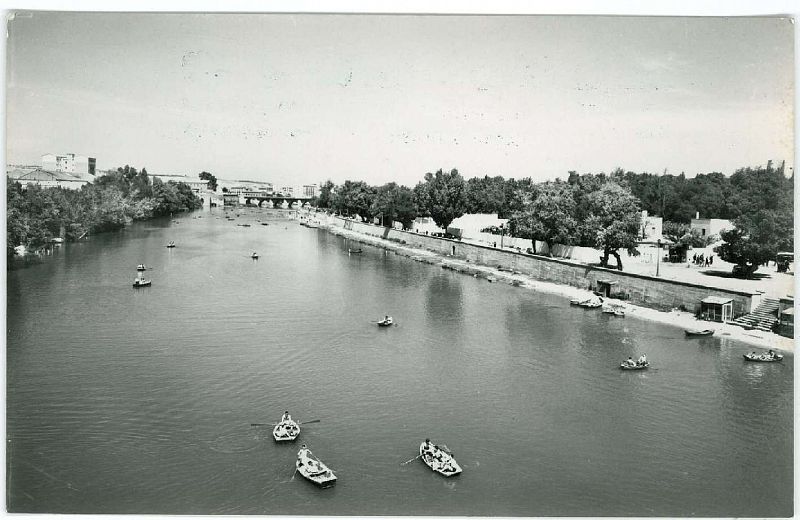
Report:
313,215,793,352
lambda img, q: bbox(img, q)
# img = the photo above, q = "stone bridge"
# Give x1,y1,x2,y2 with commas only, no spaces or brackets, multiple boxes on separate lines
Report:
241,191,313,208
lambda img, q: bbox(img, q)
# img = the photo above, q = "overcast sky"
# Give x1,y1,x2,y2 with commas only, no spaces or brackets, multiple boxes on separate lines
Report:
5,12,795,187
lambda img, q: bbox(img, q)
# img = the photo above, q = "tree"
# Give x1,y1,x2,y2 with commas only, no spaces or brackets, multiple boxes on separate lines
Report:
715,209,790,278
464,175,507,215
370,182,417,229
332,180,375,220
511,181,576,254
199,171,217,192
582,182,641,270
316,180,336,209
414,168,467,230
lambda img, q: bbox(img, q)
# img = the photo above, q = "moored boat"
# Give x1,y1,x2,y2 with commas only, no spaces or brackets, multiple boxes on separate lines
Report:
571,296,603,308
743,352,783,362
685,329,715,337
296,446,337,487
348,248,363,254
419,441,462,476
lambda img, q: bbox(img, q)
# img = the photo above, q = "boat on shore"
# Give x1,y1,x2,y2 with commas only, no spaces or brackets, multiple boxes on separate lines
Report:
273,419,300,441
685,329,715,337
296,446,337,487
570,296,603,308
419,441,462,476
743,352,783,362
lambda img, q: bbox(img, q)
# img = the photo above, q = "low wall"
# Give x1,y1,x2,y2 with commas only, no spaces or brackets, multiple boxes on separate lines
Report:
326,215,758,316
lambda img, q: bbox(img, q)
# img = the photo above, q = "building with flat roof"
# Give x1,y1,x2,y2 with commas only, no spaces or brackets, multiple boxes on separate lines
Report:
41,153,96,180
690,212,733,238
150,174,208,193
8,167,90,190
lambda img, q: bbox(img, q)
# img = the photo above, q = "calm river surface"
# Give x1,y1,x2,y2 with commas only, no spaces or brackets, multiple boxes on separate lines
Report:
7,208,793,516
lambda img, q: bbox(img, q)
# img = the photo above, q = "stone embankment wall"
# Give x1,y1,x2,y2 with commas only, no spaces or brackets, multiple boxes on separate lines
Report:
326,216,759,316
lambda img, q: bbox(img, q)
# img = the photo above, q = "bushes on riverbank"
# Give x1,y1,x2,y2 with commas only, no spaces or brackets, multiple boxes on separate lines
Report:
7,166,202,259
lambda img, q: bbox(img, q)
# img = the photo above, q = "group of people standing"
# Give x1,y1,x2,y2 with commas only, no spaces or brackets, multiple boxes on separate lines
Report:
692,253,713,267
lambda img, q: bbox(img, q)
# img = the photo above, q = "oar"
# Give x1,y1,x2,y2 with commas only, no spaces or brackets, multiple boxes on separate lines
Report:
290,466,298,481
400,454,421,465
297,419,320,425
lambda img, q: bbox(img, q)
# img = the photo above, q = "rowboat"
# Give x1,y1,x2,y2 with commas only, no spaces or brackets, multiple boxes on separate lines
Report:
571,296,603,308
620,361,649,370
251,253,259,259
377,317,393,327
296,447,337,487
136,264,148,271
166,241,176,248
349,248,363,254
273,419,300,441
685,329,715,337
743,352,783,362
133,278,151,288
419,442,462,476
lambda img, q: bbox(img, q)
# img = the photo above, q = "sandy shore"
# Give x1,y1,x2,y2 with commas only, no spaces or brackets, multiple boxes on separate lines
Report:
323,223,794,353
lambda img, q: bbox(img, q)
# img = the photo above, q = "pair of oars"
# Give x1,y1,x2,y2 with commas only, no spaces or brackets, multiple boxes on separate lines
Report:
250,419,321,427
400,445,452,465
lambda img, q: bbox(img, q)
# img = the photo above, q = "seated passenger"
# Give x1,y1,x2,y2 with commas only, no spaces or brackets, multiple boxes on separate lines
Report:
282,410,292,422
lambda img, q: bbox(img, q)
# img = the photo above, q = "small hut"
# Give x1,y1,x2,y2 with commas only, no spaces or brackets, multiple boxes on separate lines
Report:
700,296,734,322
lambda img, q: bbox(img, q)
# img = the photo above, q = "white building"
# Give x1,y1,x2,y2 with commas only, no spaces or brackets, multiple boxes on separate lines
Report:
41,153,96,180
448,213,509,240
150,174,209,193
302,184,318,198
690,212,733,238
639,210,663,241
8,167,89,190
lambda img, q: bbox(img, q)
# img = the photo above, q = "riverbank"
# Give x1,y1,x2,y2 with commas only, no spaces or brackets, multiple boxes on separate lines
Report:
322,222,794,353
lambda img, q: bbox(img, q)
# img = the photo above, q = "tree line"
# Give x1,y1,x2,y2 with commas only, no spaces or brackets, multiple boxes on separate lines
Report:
313,164,793,275
7,165,203,260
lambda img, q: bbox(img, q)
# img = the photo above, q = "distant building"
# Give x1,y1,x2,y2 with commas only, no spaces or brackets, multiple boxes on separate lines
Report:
8,167,89,190
279,186,295,197
639,211,663,241
690,212,733,238
302,184,318,198
41,153,96,180
150,174,208,193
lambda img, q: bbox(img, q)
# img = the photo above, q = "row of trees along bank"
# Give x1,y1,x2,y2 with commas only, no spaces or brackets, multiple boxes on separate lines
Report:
312,163,793,276
7,165,202,260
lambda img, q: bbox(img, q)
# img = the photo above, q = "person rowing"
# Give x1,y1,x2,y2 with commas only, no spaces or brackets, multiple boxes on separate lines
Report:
282,410,292,422
638,354,647,365
422,438,435,459
626,357,635,367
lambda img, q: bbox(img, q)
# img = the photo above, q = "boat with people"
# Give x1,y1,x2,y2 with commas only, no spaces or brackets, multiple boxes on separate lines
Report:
743,351,783,362
620,356,649,370
273,413,300,442
251,252,259,259
377,316,393,327
419,440,462,476
166,241,176,248
132,277,151,288
685,329,715,337
136,264,148,271
296,445,337,487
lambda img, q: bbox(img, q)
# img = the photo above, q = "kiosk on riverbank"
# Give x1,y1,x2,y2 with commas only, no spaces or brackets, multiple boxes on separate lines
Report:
700,296,734,322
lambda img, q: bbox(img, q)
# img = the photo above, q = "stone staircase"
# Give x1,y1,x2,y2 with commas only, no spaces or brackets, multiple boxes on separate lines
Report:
731,298,780,332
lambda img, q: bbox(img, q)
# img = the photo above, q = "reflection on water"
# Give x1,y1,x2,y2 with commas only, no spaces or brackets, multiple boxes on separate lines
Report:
6,209,793,517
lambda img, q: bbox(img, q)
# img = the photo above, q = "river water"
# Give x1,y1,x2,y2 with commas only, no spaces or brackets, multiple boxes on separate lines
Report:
6,208,793,516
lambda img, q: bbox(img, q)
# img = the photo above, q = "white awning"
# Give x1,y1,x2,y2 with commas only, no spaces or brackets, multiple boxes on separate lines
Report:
702,296,733,305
